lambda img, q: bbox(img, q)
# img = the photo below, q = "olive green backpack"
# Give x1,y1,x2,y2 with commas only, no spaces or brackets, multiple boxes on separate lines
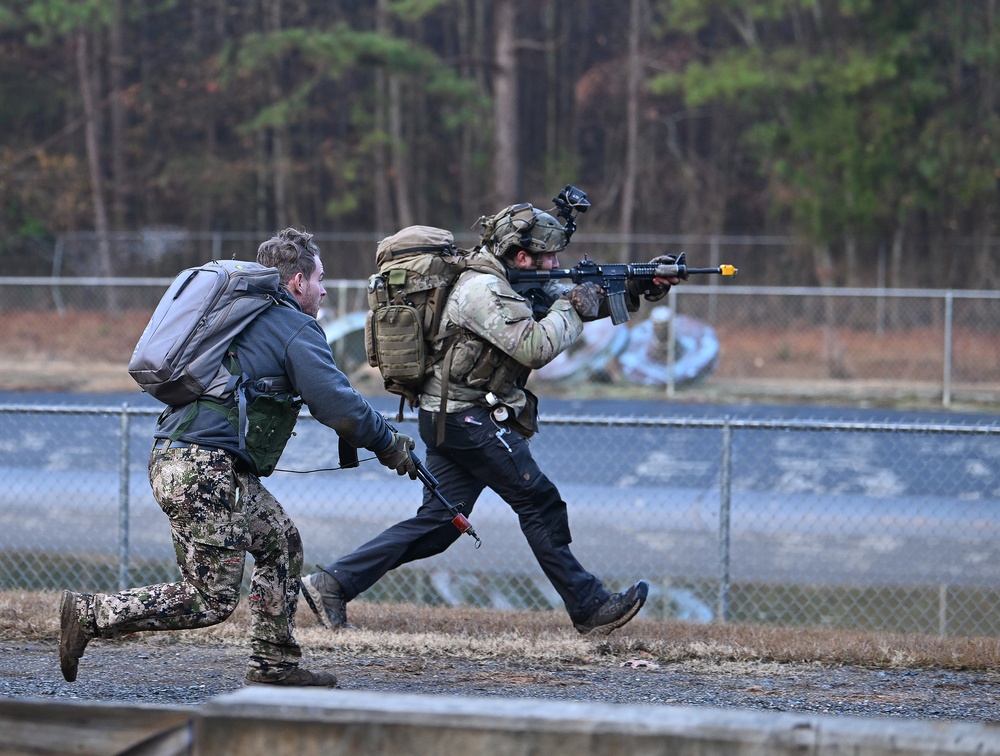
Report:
364,225,498,429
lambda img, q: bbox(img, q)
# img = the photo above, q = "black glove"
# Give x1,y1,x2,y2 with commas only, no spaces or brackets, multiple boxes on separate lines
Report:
628,254,676,302
560,282,603,321
376,432,417,479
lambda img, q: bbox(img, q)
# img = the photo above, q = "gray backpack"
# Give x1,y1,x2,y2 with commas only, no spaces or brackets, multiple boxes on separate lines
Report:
129,260,281,405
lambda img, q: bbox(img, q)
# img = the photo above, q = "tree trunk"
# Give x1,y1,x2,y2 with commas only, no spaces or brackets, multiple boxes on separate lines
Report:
389,75,414,228
844,234,858,288
889,222,904,330
457,0,489,224
267,0,288,229
109,0,127,230
373,0,393,236
492,0,518,206
812,243,849,378
618,0,643,260
76,32,118,312
255,130,269,231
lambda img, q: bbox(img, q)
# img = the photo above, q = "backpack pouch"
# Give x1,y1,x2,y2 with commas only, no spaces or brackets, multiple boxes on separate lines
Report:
234,391,303,477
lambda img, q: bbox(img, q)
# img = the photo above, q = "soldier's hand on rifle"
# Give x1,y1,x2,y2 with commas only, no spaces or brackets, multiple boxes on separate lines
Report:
630,254,681,302
561,282,604,321
377,431,418,479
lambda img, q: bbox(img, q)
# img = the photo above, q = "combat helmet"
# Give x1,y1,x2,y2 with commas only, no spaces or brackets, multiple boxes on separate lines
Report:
479,203,569,260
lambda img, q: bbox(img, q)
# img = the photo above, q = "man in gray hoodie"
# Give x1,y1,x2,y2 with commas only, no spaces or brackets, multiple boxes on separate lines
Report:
59,227,416,687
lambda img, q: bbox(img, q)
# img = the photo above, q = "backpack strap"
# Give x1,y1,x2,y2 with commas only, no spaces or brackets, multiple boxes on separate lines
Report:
435,336,458,446
427,263,505,445
384,244,456,260
193,343,295,451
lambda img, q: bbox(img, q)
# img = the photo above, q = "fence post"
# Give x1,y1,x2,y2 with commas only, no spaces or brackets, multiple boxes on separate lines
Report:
716,418,733,624
709,235,720,323
118,403,131,591
666,286,677,398
51,237,67,316
333,280,350,366
943,291,953,407
938,583,948,637
876,242,886,338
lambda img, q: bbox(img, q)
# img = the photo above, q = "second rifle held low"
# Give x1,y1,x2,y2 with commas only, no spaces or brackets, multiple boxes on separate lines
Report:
508,251,737,325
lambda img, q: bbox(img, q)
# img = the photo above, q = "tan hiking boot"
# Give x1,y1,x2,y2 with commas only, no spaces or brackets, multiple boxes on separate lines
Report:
300,571,350,629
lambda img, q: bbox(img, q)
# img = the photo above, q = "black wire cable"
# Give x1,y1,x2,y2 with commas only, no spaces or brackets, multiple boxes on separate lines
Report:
273,454,379,474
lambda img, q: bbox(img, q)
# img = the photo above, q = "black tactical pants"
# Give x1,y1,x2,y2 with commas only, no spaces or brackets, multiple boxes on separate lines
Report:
326,406,610,623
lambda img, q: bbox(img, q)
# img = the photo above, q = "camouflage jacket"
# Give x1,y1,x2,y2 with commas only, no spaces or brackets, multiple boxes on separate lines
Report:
419,251,583,419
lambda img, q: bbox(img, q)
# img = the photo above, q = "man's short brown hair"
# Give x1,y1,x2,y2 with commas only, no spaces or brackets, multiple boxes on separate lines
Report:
257,228,320,285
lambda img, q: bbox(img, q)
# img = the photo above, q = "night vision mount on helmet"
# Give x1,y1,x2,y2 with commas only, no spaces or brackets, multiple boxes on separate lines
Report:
478,184,590,260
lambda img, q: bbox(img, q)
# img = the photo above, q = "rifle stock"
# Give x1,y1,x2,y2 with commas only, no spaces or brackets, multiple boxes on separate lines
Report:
412,454,482,548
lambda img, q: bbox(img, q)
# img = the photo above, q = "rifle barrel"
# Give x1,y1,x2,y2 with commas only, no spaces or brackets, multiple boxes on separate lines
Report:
683,265,738,276
508,262,737,283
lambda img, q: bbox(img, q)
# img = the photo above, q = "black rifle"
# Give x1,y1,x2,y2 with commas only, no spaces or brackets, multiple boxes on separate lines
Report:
508,251,737,325
412,454,482,548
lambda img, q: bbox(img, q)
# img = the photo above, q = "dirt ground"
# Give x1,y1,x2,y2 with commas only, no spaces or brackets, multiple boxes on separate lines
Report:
3,595,1000,722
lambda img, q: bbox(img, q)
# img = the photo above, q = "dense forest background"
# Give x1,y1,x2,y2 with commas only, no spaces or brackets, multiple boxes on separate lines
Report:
1,0,998,286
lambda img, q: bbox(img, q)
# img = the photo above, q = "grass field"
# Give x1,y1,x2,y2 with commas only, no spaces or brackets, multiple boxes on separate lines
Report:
5,590,1000,671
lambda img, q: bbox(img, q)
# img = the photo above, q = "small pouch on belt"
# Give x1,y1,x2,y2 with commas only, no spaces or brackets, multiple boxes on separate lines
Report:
485,391,509,423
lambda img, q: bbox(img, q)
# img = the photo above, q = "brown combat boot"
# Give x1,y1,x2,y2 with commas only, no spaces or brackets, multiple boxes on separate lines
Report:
245,666,339,687
59,590,96,682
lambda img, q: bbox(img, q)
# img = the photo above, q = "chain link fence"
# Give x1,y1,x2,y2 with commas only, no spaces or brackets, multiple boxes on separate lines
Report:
5,229,1000,409
2,403,998,637
1,277,999,407
2,233,999,635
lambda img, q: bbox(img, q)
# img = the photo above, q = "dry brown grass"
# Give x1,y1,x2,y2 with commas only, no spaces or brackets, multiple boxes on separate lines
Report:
714,323,1000,383
1,308,997,408
6,591,1000,672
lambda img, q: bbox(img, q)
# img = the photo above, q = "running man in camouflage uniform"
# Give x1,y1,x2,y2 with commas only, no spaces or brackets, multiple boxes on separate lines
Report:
60,228,417,687
301,202,680,636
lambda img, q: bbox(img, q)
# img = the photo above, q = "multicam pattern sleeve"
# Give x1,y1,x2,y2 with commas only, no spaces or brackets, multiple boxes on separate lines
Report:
449,271,583,369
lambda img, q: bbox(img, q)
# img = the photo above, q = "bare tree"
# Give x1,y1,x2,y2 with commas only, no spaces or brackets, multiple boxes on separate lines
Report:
266,0,289,229
75,31,117,311
109,0,127,230
492,0,518,206
373,0,394,235
618,0,643,259
388,75,415,228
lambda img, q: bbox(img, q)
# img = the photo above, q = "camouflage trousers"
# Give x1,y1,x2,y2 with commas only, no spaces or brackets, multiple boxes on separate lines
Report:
88,444,304,674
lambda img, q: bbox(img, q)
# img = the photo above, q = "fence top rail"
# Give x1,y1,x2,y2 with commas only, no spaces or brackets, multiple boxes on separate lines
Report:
0,276,373,287
541,414,1000,434
0,403,164,416
690,285,1000,299
2,277,999,300
50,229,1000,248
53,230,803,246
2,403,999,435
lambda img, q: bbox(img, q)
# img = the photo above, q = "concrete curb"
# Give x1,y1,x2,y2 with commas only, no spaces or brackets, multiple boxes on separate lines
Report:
0,698,193,755
4,690,1000,755
202,688,1000,756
